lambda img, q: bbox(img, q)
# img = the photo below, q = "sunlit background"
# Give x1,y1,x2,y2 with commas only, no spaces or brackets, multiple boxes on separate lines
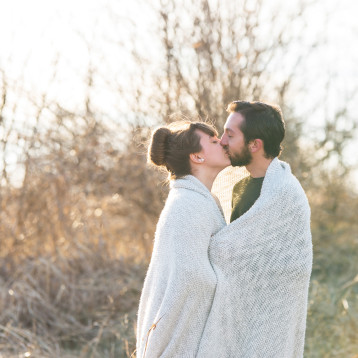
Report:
0,0,358,183
0,0,357,357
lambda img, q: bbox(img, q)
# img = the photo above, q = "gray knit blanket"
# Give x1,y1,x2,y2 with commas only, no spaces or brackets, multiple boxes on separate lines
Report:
136,175,226,358
197,158,313,358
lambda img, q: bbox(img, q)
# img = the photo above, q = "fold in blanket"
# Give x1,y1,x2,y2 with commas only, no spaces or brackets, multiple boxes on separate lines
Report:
197,158,313,358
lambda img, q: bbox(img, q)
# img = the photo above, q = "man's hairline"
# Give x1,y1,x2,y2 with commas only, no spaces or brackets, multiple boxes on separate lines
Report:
225,111,245,134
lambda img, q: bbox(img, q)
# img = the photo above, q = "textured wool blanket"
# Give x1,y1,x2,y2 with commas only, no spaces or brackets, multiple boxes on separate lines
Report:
197,158,313,358
136,175,226,358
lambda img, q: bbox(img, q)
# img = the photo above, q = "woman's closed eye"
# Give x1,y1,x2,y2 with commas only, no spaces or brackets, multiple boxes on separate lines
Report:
211,136,221,144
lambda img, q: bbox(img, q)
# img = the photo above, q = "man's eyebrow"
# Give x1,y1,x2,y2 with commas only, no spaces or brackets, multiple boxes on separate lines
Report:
224,127,235,133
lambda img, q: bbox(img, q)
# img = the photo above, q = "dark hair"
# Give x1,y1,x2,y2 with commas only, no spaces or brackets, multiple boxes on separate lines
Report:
227,100,285,158
148,121,218,179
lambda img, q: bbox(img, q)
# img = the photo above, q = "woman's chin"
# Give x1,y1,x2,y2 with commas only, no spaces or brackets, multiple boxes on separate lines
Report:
224,158,231,167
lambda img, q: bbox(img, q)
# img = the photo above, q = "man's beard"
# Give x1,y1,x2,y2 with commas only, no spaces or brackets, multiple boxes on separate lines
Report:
228,144,252,167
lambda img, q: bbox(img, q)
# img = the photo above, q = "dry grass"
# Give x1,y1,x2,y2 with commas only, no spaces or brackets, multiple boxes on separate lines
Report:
1,189,357,358
305,183,358,357
1,242,357,358
0,138,164,357
0,129,357,357
0,250,144,357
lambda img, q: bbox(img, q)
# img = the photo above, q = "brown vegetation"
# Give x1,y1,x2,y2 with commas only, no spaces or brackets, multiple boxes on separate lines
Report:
0,0,357,357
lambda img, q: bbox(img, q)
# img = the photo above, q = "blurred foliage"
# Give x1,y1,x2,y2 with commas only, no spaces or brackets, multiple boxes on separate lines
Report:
0,0,357,357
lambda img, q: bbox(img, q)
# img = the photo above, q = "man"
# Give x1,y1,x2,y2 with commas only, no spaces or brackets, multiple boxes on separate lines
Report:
197,101,312,358
221,100,285,221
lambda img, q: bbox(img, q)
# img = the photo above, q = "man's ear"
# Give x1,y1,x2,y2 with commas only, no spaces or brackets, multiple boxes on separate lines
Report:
249,139,263,153
189,153,204,163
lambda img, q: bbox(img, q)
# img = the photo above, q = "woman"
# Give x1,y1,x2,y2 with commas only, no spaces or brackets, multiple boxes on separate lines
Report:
136,121,230,358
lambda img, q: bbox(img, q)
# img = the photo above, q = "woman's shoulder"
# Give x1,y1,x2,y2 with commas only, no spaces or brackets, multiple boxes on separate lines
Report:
158,177,225,227
167,185,211,213
155,186,226,240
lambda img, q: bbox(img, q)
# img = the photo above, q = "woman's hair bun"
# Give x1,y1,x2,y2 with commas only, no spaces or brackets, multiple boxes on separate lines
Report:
148,127,171,166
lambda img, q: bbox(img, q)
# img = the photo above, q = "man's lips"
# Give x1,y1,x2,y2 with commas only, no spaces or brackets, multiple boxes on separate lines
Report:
221,145,230,157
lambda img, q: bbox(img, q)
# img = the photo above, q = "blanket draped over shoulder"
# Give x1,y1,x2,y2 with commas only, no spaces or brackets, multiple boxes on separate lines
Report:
197,158,313,358
136,175,226,358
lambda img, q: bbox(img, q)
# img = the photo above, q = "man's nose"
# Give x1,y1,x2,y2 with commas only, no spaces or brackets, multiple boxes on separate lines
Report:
220,134,228,146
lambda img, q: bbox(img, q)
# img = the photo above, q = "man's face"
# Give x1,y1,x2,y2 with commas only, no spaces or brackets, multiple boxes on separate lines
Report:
221,112,252,167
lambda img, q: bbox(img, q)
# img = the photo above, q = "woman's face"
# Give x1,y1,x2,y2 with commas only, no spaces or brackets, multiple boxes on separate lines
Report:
196,130,231,169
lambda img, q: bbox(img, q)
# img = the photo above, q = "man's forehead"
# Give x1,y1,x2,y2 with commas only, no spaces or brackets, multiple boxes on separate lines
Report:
224,126,235,133
225,112,243,131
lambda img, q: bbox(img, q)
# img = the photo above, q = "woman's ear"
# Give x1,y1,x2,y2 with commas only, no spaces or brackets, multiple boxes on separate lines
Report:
189,153,205,163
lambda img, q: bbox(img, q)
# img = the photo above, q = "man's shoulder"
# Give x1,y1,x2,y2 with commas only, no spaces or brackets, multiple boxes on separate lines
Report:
282,172,309,207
